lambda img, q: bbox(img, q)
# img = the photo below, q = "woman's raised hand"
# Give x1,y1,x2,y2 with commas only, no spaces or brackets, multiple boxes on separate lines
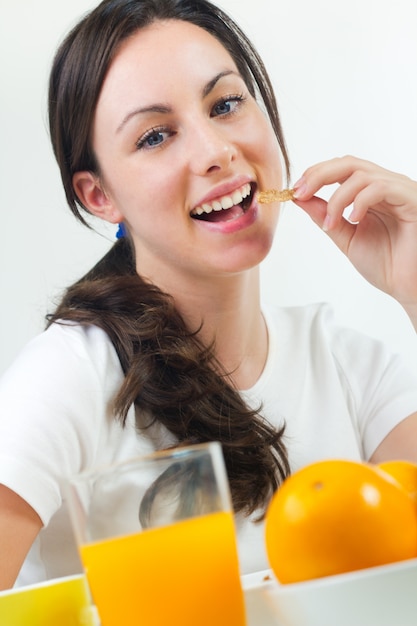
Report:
293,156,417,324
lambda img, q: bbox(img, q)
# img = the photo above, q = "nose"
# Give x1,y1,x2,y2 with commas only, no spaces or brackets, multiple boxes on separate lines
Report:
187,120,238,176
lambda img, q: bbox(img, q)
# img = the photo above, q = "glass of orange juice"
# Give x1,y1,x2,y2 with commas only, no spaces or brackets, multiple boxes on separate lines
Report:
66,442,247,626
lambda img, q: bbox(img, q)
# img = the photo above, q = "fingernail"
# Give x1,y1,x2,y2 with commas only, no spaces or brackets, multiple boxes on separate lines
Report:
293,180,307,199
344,205,360,225
322,214,332,231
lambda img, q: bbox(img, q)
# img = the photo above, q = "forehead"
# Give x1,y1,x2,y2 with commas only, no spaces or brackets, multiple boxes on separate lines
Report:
100,19,239,97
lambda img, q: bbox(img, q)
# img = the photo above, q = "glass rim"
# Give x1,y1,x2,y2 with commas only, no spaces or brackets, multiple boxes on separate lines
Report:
67,440,224,486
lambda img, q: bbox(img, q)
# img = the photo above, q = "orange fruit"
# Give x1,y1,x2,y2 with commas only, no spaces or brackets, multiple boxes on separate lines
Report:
264,459,417,584
378,460,417,512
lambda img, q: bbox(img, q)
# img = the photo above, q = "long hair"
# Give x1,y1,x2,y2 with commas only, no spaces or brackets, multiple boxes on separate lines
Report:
47,0,290,517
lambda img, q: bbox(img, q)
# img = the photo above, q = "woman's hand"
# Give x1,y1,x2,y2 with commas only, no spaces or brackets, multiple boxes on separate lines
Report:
293,156,417,326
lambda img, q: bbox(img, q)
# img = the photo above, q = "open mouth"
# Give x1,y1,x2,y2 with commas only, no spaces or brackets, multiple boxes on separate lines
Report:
190,182,255,223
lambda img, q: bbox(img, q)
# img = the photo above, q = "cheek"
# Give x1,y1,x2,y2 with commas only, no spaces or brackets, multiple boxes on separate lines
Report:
139,172,178,209
245,114,283,177
101,157,176,221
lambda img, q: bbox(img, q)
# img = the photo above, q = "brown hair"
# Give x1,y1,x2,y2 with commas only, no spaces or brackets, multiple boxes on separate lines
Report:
47,0,290,517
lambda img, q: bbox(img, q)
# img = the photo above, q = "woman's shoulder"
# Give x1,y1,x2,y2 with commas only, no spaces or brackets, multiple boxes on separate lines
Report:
0,321,122,392
263,301,417,398
262,301,403,372
0,321,128,468
25,320,114,357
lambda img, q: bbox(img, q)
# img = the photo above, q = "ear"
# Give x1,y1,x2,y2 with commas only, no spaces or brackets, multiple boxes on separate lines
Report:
72,171,124,224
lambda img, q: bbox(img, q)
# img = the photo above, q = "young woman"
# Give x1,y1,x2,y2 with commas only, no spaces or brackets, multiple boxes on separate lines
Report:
1,0,417,589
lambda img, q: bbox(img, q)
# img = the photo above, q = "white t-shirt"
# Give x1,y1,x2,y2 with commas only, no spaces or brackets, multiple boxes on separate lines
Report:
1,303,417,585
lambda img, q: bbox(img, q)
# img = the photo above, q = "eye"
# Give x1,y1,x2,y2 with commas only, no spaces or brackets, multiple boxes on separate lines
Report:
136,127,173,150
211,94,245,118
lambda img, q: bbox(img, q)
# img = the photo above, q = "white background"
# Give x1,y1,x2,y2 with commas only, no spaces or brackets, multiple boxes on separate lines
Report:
1,0,417,375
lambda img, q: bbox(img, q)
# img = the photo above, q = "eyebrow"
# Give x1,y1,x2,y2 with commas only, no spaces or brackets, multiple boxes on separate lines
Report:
116,69,238,134
202,69,236,98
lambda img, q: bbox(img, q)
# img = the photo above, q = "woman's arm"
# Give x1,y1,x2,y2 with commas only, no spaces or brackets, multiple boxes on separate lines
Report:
369,412,417,464
0,485,42,590
293,156,417,330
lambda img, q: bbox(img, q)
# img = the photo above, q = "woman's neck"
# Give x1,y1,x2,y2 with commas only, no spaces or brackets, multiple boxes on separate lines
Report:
169,268,268,390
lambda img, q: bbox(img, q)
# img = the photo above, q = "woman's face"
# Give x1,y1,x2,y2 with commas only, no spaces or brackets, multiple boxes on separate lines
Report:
78,19,283,287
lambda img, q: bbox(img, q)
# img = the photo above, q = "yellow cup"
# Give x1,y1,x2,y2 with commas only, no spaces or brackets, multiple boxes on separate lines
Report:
0,574,97,626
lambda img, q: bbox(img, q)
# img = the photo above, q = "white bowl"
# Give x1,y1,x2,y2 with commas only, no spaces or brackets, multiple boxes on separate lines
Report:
242,557,417,626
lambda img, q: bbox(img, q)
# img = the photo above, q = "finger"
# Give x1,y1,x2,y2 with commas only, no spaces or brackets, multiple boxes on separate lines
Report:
349,179,417,223
324,170,374,228
294,195,356,255
292,196,328,229
294,155,383,200
294,193,357,233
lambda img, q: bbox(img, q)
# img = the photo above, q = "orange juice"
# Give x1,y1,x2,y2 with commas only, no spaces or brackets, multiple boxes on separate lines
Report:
80,510,246,626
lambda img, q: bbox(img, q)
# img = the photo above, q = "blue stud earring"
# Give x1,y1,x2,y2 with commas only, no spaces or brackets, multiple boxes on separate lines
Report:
116,223,127,239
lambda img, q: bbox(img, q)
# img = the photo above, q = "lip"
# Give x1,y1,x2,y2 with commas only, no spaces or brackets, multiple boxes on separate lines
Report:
191,187,259,234
192,175,254,212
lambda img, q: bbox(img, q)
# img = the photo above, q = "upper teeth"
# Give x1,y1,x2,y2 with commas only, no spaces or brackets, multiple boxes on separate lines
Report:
192,183,251,216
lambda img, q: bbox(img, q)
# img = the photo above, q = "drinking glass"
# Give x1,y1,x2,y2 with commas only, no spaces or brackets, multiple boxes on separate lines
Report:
66,441,247,626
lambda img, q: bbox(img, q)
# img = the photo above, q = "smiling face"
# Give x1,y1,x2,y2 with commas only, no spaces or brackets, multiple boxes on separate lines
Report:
73,19,283,290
